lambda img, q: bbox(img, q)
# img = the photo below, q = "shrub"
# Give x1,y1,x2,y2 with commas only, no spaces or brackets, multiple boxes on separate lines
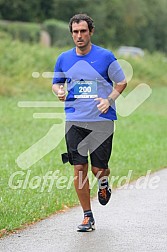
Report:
0,20,41,43
43,19,73,47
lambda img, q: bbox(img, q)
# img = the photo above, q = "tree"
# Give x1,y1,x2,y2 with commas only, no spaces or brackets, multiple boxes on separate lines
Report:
0,0,54,22
138,0,167,53
0,0,166,52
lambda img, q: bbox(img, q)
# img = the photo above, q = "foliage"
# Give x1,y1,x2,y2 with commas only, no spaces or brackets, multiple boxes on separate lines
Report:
136,0,167,53
0,20,41,43
42,19,73,47
0,0,167,52
0,0,54,22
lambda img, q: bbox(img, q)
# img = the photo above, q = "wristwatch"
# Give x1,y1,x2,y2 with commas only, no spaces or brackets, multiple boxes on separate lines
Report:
107,97,114,106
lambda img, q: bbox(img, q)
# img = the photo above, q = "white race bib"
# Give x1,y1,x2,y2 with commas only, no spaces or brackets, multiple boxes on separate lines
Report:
73,80,98,98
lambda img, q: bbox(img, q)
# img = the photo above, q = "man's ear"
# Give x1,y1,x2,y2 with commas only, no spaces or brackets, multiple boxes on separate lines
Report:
90,28,95,36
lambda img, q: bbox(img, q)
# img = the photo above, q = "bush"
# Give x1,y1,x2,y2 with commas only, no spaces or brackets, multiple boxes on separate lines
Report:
0,20,41,43
43,19,73,47
0,30,11,40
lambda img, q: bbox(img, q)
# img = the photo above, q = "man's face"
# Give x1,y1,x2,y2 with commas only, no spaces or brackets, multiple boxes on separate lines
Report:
71,21,93,49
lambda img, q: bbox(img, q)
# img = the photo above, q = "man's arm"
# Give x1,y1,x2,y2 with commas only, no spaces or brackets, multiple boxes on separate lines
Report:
95,79,127,113
108,79,127,102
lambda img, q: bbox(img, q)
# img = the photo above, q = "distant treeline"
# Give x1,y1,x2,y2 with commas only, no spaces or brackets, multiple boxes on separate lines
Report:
0,0,167,53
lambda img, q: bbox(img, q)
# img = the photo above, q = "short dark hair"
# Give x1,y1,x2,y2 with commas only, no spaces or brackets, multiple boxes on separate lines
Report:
69,14,95,33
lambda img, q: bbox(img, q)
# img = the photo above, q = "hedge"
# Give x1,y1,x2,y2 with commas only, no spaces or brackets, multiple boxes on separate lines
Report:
42,19,73,47
0,20,41,43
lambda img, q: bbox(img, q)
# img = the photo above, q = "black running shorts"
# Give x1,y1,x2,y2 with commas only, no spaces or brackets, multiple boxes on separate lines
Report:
65,121,114,169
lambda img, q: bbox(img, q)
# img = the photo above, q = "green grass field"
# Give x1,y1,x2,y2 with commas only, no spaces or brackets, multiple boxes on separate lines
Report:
0,38,167,236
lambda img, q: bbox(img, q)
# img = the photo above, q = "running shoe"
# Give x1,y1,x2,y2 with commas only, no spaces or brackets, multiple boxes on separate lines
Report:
98,186,112,205
77,216,95,232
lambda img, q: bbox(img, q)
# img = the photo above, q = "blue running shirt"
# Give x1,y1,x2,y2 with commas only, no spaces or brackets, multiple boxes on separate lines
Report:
52,44,125,121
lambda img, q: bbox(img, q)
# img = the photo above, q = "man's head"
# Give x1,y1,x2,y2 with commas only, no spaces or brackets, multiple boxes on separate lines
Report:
69,14,95,33
69,14,95,52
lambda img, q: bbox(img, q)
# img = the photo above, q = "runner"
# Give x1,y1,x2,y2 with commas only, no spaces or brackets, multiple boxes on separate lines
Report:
52,13,127,232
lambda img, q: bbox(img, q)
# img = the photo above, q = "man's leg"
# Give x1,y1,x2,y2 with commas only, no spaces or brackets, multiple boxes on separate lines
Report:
91,166,110,191
74,163,95,232
89,121,114,205
91,166,110,178
90,138,113,206
65,122,95,231
91,166,112,205
74,163,90,211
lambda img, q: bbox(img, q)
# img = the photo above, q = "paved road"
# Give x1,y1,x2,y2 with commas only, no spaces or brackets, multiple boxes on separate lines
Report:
0,169,167,252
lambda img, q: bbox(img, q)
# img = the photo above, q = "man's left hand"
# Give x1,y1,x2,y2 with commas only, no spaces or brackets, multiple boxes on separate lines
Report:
94,97,110,113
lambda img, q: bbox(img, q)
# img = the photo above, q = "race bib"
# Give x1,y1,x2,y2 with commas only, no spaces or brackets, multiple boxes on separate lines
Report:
73,80,98,98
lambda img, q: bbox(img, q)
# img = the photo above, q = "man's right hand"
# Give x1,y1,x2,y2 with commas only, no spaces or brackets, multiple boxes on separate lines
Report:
57,85,66,101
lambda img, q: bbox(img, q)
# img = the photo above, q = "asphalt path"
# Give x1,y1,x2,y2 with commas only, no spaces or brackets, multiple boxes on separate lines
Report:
0,168,167,252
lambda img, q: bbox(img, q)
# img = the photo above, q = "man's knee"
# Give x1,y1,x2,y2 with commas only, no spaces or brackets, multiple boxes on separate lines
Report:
74,164,88,175
91,166,110,178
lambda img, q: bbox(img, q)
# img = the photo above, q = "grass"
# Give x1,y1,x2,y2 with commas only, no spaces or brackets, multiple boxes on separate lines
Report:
0,37,167,236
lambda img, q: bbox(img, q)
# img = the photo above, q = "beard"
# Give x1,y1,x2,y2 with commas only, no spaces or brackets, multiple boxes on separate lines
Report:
76,40,90,50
